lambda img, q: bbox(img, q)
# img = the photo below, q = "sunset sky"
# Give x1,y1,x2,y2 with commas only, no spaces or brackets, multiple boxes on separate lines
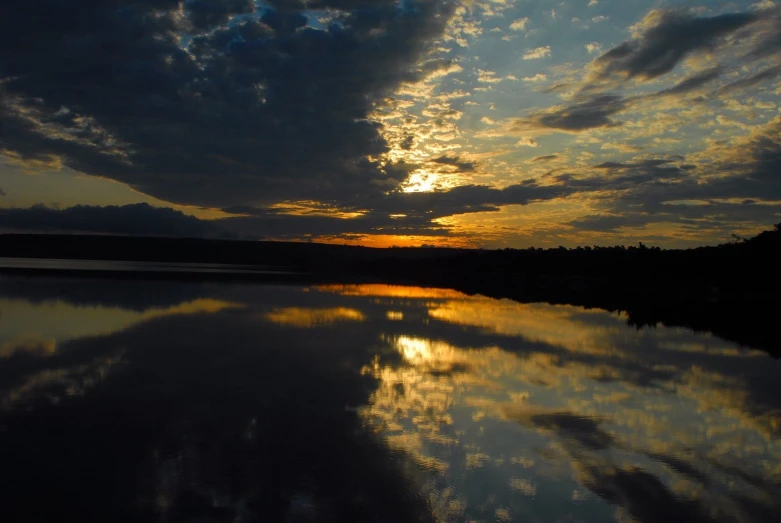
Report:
2,0,781,248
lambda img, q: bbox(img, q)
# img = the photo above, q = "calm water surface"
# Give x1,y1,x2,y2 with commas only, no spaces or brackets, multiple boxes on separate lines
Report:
0,257,293,274
1,276,780,522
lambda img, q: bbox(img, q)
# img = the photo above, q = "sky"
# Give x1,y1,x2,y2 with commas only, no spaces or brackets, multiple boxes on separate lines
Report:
1,0,781,248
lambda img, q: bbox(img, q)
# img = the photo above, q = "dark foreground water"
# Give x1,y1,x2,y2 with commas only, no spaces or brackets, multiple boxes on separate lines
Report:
1,276,780,523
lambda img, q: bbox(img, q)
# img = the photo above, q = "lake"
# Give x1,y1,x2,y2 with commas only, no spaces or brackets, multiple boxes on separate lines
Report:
1,275,780,522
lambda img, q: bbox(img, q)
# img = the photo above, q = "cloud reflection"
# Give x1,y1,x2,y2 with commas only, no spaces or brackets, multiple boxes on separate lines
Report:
1,279,780,522
0,297,242,358
264,307,366,328
343,283,781,522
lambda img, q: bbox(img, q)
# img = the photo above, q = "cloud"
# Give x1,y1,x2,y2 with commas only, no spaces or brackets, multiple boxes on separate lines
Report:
715,64,781,96
562,115,781,234
507,66,723,137
516,137,539,147
531,155,559,163
587,9,757,87
591,158,690,183
185,0,255,31
477,69,503,83
706,115,781,200
227,185,568,241
355,182,573,217
0,171,581,241
523,46,552,60
601,143,645,153
509,17,529,31
585,43,603,54
429,154,475,172
744,5,781,61
0,0,456,211
522,74,548,83
0,203,217,237
510,94,629,133
653,67,723,97
567,201,781,234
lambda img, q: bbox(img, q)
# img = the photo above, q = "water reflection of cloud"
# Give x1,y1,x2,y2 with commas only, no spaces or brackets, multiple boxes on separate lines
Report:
1,352,126,411
428,299,626,357
2,280,781,522
0,298,242,357
264,307,365,328
0,297,242,414
0,336,57,358
501,407,614,450
354,285,781,522
0,291,436,523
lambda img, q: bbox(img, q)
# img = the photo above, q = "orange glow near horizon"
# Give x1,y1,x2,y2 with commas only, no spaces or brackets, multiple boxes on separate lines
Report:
313,283,468,299
309,234,474,249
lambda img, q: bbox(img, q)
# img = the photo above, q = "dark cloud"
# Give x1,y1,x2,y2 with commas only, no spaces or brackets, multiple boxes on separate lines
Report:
646,116,781,205
744,6,781,62
538,94,628,130
185,0,256,31
531,154,559,163
0,179,572,240
565,122,781,234
548,158,692,200
429,154,475,172
568,199,781,235
513,66,726,134
264,0,400,11
0,0,455,210
371,182,573,215
593,158,690,184
687,117,781,204
568,213,662,233
222,181,573,239
654,67,723,97
589,9,756,86
715,64,781,96
513,94,629,133
221,211,452,240
0,203,217,237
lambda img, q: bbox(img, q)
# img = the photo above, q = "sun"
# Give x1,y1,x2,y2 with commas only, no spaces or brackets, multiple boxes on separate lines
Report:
402,169,439,193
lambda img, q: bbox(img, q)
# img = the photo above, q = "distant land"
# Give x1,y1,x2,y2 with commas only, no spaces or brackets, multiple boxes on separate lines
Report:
1,224,780,356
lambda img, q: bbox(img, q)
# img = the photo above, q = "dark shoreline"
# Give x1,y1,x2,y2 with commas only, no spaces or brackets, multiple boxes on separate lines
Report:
2,259,778,358
2,229,779,356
